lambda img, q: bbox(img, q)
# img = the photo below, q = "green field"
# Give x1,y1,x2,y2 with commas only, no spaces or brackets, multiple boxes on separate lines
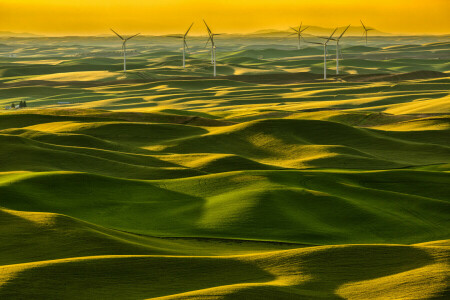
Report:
0,34,449,299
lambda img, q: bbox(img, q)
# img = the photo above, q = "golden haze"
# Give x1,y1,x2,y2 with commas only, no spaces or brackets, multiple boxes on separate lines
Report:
0,0,449,35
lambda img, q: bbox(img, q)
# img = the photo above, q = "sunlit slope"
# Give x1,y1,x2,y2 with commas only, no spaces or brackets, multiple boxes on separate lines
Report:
0,109,231,129
156,118,450,169
1,39,449,113
0,134,204,179
1,206,448,299
1,74,449,114
1,36,449,299
0,110,449,247
1,114,449,174
0,242,447,300
1,170,448,245
2,40,449,82
0,207,303,266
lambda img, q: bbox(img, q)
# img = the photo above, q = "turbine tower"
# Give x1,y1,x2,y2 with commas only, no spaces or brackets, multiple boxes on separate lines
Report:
167,23,194,68
306,28,338,80
335,25,351,75
204,20,219,78
182,23,194,69
360,20,373,46
111,29,140,72
289,22,310,50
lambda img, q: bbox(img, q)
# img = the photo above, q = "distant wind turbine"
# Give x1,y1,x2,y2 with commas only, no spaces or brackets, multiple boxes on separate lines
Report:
360,20,373,46
335,25,351,75
167,23,194,69
289,22,310,50
111,29,140,72
204,20,220,78
306,28,338,80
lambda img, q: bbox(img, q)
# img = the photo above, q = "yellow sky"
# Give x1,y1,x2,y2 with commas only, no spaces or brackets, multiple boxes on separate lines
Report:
1,0,449,35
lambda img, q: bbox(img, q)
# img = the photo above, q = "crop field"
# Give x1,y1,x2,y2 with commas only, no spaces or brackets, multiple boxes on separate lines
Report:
0,34,449,299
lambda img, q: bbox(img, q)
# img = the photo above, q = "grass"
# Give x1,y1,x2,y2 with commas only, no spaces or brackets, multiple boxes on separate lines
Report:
0,231,447,299
0,169,448,244
0,35,449,299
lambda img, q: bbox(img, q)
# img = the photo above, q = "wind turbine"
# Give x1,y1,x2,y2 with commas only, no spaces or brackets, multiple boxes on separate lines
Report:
334,25,351,75
289,22,310,50
204,20,219,77
111,29,140,72
166,23,194,68
306,28,338,80
360,20,373,46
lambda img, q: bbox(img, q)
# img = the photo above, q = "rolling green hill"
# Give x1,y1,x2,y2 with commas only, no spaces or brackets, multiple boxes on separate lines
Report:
0,35,449,299
2,169,449,245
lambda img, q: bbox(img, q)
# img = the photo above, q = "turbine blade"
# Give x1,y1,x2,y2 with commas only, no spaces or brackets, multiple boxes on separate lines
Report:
338,24,351,40
184,40,190,52
185,22,194,37
300,26,310,33
111,28,124,40
126,33,140,41
204,36,212,48
299,21,302,32
326,28,338,44
203,19,212,35
360,20,367,31
290,27,299,33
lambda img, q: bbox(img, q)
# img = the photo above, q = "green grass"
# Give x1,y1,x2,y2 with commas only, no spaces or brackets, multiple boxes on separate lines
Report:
0,230,447,299
0,170,448,245
0,35,449,299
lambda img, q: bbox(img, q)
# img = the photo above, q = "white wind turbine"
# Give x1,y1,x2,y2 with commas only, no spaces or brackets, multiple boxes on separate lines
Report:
334,25,351,75
306,28,338,80
289,22,310,50
204,20,219,77
167,23,194,68
111,29,140,72
360,20,373,46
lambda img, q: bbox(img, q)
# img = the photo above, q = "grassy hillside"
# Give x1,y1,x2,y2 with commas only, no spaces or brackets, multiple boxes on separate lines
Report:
1,209,448,299
0,226,448,299
0,170,448,245
0,35,449,299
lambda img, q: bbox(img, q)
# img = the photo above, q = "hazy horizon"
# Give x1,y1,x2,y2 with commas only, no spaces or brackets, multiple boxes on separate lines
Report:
1,27,449,38
1,0,449,36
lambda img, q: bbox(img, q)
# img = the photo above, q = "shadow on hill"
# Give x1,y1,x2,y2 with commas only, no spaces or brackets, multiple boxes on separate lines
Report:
340,70,448,82
0,255,276,299
230,245,440,299
223,72,323,84
0,208,176,265
161,118,450,168
0,134,204,179
0,172,208,236
288,245,436,298
2,70,447,91
0,240,443,299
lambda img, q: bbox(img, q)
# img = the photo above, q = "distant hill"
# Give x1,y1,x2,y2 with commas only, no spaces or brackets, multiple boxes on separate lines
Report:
251,26,391,37
0,31,42,37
